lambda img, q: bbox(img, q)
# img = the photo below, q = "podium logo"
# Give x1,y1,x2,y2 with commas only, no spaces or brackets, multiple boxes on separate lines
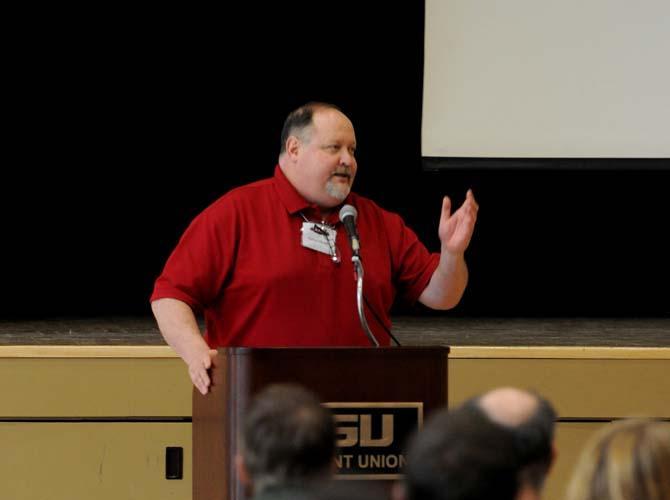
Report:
324,402,423,480
334,414,394,447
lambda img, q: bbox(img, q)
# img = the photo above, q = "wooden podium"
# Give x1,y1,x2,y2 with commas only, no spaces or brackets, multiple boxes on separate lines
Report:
193,347,449,500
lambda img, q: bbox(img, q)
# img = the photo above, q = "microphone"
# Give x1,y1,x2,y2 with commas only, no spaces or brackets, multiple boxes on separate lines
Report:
338,203,401,347
339,204,360,255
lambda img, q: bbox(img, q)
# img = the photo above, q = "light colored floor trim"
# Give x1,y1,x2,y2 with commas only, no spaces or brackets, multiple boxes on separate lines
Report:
449,346,670,359
0,345,178,358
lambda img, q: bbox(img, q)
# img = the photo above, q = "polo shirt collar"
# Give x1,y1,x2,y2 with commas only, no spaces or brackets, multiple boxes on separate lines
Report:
272,165,353,225
273,165,310,215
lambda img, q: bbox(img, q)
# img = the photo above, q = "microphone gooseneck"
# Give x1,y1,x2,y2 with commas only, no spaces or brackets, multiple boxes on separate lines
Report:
339,204,379,347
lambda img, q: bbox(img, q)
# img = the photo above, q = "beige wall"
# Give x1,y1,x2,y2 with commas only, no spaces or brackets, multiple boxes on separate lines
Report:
1,346,668,500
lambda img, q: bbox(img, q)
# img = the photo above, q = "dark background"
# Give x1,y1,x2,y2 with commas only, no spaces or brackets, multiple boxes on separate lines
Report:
4,3,669,319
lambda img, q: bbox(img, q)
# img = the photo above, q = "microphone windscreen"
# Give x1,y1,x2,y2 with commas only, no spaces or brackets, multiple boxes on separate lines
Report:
339,204,358,223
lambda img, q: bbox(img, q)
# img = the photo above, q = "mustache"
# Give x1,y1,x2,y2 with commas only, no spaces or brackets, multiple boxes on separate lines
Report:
331,167,352,177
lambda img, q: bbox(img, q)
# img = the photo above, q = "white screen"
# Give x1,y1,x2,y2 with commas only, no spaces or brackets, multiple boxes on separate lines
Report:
423,0,670,158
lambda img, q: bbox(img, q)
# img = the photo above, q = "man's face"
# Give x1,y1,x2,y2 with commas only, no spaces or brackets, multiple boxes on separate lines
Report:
292,109,357,209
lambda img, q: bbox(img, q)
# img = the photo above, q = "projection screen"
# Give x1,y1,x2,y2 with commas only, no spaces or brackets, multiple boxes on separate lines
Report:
422,0,670,164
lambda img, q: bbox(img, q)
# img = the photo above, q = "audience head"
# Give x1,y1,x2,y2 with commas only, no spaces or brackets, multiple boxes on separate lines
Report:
403,403,520,500
307,480,388,500
465,387,557,492
567,419,670,500
238,383,336,495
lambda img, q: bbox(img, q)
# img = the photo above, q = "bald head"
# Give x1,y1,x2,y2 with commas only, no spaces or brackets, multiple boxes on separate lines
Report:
464,387,557,492
478,387,540,428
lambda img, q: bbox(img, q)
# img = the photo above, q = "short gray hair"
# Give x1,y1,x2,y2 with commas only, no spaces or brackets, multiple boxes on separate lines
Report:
241,383,336,492
279,102,342,155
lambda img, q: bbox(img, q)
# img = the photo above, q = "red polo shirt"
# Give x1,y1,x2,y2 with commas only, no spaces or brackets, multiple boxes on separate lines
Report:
151,166,439,347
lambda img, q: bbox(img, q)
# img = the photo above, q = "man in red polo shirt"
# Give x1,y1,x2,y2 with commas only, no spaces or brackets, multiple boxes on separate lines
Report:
151,102,478,394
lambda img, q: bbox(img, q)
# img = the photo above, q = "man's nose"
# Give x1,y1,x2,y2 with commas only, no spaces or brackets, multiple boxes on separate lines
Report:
339,149,354,166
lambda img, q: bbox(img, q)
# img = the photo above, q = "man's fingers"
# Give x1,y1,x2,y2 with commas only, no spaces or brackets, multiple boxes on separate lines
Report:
195,370,210,395
208,349,218,367
465,203,478,221
190,360,212,395
466,189,479,212
201,369,211,388
442,196,452,219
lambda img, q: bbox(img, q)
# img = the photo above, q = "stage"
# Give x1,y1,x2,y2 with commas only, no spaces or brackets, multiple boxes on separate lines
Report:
1,316,669,346
1,317,668,500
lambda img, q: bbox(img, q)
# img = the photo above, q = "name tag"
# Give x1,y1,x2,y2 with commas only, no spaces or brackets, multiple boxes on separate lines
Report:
301,222,337,256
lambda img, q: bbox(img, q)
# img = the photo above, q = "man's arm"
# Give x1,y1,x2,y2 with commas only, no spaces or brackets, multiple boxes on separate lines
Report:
151,297,217,395
419,190,478,310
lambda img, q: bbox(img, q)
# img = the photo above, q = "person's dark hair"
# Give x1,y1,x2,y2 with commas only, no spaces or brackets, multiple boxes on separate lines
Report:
404,405,520,500
279,102,342,154
305,479,388,500
241,383,336,492
464,392,556,490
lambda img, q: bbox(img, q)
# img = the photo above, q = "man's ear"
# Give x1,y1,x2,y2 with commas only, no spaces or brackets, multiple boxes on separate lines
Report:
391,480,407,500
286,135,301,160
549,442,558,471
235,454,252,488
516,482,541,500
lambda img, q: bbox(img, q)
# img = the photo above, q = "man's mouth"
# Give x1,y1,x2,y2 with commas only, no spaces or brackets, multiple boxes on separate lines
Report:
332,172,351,180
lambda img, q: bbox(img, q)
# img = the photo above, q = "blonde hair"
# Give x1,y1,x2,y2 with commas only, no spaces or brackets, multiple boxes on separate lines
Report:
567,419,670,500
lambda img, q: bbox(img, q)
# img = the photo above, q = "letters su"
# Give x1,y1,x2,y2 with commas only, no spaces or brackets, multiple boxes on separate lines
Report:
334,414,394,447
